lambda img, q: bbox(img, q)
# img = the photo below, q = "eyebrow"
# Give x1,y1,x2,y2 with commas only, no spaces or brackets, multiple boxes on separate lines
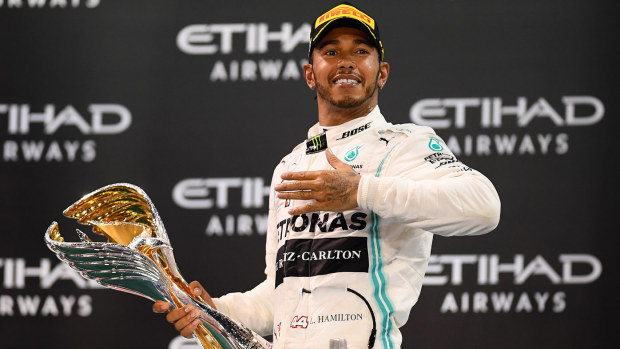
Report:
317,38,373,51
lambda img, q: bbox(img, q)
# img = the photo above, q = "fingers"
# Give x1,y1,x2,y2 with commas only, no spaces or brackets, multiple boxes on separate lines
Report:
276,180,325,209
325,148,350,170
277,190,317,201
189,280,206,297
280,170,321,181
277,149,355,190
172,306,202,338
275,179,321,192
180,319,201,338
154,301,201,339
275,149,359,214
153,301,170,313
165,305,191,323
153,280,214,339
287,202,321,215
188,280,217,309
162,305,201,338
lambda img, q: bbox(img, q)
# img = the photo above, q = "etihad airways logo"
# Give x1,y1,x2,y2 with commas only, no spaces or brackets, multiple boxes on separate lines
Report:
177,23,310,55
0,0,100,8
0,103,132,162
0,257,100,318
173,177,270,237
424,253,602,314
410,96,604,156
410,96,603,129
0,104,131,135
177,22,311,82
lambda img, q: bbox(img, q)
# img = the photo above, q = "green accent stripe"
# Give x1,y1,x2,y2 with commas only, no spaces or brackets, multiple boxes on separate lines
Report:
369,146,397,349
370,212,394,349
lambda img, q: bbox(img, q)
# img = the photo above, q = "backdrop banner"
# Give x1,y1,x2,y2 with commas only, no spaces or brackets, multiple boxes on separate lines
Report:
0,1,617,348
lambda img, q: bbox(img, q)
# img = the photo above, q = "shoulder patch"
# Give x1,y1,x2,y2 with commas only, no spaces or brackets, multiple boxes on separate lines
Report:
428,137,444,151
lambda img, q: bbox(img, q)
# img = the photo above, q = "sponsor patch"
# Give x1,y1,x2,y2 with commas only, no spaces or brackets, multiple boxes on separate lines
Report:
306,132,328,154
336,121,372,140
275,236,369,287
428,137,444,151
314,4,375,29
424,152,461,169
344,145,362,162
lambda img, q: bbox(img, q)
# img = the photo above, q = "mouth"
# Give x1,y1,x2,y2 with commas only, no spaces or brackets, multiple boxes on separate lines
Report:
333,74,361,87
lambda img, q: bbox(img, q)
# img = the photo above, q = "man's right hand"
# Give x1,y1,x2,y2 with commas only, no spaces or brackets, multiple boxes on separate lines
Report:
152,281,216,338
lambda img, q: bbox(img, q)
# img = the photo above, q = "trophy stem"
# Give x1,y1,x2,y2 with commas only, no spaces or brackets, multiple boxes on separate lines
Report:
141,246,227,349
194,324,224,349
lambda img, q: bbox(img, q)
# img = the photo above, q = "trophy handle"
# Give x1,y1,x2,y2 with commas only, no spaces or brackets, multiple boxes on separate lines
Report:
195,324,224,349
149,252,266,349
139,247,225,349
160,277,223,349
188,293,271,349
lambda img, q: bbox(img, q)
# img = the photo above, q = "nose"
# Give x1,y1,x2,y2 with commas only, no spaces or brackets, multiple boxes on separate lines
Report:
338,60,356,70
338,54,356,69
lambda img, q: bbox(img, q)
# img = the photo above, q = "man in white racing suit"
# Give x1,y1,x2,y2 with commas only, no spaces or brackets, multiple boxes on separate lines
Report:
154,3,501,348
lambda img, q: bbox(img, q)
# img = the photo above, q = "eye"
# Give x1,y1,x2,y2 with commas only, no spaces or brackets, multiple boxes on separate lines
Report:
324,50,337,56
355,48,370,54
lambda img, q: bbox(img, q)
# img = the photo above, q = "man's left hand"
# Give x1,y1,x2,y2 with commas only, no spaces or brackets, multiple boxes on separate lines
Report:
275,149,360,215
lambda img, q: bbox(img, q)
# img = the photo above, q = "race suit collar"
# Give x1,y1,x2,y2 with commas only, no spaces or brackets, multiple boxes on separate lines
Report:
307,105,386,149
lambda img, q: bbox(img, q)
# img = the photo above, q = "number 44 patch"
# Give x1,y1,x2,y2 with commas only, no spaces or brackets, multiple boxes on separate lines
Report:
290,315,309,329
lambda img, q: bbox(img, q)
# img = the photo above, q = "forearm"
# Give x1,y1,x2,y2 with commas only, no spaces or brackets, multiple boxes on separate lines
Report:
357,173,500,236
212,277,275,336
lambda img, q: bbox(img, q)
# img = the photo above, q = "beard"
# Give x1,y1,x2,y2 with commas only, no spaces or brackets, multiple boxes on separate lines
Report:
314,70,379,108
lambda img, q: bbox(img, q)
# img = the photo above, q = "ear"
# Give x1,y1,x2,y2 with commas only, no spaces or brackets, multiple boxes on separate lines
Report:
303,63,316,90
378,61,390,89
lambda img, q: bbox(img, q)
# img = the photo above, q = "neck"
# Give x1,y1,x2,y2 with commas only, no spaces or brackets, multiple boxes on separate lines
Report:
317,99,378,126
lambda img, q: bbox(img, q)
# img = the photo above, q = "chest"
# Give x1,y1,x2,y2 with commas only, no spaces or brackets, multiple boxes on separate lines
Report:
273,135,401,243
280,137,397,177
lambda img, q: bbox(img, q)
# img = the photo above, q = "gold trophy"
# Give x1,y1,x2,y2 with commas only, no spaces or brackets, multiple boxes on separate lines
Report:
45,183,271,349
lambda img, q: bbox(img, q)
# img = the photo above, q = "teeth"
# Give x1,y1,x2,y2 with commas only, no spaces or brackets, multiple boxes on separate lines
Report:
335,79,358,84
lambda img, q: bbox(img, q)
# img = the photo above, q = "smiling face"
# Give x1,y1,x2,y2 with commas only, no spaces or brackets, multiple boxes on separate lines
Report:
305,27,389,115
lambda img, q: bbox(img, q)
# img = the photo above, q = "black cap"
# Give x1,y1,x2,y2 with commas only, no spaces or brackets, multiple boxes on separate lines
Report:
308,2,384,61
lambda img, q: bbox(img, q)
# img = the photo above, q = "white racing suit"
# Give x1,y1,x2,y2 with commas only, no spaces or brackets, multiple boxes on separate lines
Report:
213,106,501,349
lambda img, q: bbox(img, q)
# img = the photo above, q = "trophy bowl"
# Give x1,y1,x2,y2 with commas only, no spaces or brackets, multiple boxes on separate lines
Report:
44,183,271,349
